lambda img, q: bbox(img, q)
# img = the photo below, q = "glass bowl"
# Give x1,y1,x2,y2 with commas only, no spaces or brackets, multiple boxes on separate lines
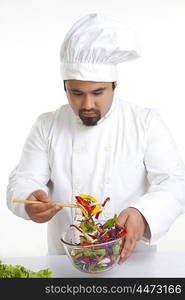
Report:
60,229,124,274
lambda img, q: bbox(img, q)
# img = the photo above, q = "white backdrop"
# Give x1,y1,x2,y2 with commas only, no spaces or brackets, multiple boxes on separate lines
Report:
0,0,185,258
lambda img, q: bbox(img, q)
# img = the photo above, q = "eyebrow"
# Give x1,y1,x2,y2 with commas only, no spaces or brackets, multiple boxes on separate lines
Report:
69,87,107,93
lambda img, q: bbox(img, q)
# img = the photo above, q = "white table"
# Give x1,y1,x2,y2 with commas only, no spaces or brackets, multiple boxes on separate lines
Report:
2,252,185,278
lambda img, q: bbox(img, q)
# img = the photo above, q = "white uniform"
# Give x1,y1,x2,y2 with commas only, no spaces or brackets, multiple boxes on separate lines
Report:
7,96,185,254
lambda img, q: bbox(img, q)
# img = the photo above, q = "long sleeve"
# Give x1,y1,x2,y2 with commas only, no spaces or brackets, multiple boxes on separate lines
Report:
130,109,185,243
7,113,52,220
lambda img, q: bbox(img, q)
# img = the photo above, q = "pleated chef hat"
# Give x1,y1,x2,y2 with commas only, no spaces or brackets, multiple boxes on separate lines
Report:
60,13,141,81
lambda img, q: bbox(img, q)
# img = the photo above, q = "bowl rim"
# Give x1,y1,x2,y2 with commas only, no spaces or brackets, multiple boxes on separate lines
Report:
60,231,123,248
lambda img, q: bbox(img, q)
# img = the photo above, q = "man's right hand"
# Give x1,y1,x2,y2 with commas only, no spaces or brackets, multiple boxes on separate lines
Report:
25,189,62,223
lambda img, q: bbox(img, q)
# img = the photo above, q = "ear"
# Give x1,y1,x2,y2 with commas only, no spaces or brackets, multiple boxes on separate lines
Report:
63,80,66,92
112,81,117,91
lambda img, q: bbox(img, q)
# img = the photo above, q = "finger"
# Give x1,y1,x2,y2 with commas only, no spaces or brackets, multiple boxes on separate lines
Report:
35,205,62,222
32,189,50,203
115,211,129,228
118,237,136,264
27,201,56,214
26,190,51,212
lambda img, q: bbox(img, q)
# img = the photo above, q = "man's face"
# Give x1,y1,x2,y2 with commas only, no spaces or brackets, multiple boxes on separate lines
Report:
65,80,116,126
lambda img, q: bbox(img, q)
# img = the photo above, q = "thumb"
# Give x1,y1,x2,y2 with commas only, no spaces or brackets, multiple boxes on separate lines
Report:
116,210,129,228
32,189,50,203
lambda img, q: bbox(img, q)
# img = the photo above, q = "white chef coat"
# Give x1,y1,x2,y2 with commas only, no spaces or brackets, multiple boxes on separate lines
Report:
7,95,185,254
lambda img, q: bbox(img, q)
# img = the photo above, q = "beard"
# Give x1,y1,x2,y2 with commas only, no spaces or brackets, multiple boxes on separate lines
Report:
79,108,101,126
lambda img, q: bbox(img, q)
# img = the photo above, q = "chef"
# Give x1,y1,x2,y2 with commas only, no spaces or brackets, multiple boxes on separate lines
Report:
7,13,185,264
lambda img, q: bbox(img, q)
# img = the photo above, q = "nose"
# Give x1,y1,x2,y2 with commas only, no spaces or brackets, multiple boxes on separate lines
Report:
81,94,95,110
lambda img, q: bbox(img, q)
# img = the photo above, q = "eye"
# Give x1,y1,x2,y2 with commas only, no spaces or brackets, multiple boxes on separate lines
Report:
72,93,83,96
93,92,103,96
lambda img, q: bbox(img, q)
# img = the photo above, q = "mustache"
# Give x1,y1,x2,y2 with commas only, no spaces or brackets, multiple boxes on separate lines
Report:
78,108,101,126
79,108,99,114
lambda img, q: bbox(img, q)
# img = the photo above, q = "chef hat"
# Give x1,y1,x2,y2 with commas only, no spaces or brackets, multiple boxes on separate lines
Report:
60,13,141,82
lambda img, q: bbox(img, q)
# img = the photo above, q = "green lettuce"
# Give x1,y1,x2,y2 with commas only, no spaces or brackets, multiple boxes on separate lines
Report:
0,260,52,278
102,214,117,230
83,248,106,256
79,222,97,233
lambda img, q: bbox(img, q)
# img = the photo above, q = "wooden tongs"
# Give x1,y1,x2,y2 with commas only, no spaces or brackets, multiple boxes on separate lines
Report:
13,199,78,208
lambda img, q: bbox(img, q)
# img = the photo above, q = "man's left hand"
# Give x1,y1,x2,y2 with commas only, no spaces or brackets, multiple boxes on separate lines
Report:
116,207,148,264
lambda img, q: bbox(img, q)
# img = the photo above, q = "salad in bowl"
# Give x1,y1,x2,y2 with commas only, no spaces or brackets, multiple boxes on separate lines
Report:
61,194,127,274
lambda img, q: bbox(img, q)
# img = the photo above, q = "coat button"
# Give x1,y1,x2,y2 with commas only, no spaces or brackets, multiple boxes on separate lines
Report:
104,177,111,185
104,210,112,218
73,179,81,189
73,145,86,154
104,144,112,151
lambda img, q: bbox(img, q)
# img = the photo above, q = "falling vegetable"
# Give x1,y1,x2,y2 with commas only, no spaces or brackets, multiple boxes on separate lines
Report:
71,194,127,245
75,194,108,220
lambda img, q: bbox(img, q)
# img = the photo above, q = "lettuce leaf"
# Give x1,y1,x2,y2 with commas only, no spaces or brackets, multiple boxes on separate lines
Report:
79,221,97,233
83,248,106,256
0,260,52,278
102,214,117,230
